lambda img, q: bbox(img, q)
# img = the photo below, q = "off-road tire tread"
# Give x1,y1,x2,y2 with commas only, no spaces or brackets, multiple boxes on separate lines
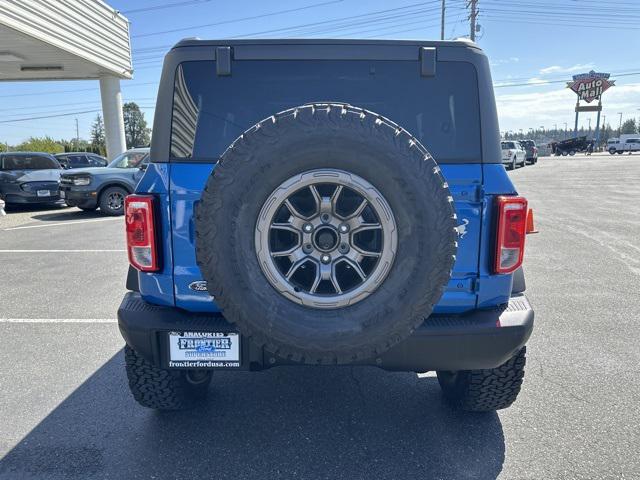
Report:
124,345,210,410
438,347,526,412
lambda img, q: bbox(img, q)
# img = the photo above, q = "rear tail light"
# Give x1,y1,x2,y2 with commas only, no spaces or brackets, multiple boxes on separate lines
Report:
125,195,159,272
494,196,528,274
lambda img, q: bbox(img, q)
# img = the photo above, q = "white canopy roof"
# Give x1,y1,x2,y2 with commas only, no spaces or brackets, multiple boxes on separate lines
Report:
0,0,131,81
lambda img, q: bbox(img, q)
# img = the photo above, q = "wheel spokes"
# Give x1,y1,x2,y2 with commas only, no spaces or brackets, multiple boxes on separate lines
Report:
310,260,342,294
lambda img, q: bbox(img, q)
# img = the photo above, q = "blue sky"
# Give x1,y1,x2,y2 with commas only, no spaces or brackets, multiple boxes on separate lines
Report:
1,0,639,145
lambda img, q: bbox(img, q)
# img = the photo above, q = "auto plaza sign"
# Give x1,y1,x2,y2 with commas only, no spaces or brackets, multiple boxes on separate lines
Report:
567,71,615,103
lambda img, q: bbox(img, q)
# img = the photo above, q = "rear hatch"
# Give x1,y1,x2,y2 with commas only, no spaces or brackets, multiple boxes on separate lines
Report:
162,42,488,314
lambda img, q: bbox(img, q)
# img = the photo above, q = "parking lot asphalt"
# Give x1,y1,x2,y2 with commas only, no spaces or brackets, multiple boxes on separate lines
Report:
1,154,639,479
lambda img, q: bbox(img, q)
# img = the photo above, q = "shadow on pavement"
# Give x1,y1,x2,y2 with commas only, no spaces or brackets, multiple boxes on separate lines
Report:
3,203,68,215
0,350,505,480
30,209,104,222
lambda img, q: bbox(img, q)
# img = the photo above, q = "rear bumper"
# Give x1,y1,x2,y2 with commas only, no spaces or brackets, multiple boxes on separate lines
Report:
118,292,534,372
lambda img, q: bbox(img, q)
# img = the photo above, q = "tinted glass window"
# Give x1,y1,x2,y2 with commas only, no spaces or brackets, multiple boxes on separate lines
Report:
108,151,149,168
67,155,89,167
1,154,59,170
501,142,516,149
88,156,107,166
171,60,481,162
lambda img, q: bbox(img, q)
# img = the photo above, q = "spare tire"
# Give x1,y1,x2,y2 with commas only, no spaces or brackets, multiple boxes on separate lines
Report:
195,103,457,364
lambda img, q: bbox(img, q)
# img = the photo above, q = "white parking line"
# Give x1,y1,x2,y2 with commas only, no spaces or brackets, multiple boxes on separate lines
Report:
0,249,125,253
0,318,117,323
3,217,121,231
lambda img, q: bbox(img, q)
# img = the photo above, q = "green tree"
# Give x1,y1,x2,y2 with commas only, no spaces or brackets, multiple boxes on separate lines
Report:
15,136,64,154
90,114,106,155
123,102,151,148
620,118,637,135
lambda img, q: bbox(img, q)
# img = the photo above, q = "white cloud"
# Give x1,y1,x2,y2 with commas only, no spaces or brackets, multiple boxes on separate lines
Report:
490,57,520,67
539,63,595,75
495,82,640,132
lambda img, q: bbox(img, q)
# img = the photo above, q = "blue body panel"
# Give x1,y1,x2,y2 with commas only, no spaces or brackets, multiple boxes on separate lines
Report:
148,162,517,314
134,161,518,314
477,163,518,308
135,163,176,307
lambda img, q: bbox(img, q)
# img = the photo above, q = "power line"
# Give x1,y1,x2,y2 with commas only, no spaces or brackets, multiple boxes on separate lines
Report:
121,0,213,15
0,82,158,99
0,98,157,116
132,0,345,38
224,2,442,38
0,107,156,124
494,71,640,88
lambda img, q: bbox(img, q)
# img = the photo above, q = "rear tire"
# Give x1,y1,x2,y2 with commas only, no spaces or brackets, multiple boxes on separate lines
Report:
124,345,212,410
99,186,127,216
436,347,526,412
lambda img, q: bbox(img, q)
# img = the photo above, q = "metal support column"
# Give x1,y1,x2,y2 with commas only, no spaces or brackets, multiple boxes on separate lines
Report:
99,75,127,160
574,99,580,138
594,99,602,147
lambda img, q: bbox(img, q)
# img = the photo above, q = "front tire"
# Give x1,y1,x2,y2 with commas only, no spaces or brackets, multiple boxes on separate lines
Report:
124,346,212,410
99,186,127,216
436,347,526,412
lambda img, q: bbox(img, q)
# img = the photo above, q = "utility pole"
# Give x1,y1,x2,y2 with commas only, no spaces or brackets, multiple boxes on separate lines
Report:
75,117,80,150
468,0,478,41
618,112,623,135
440,0,445,40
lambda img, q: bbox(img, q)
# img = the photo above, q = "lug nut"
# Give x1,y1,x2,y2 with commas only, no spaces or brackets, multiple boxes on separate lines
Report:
303,244,313,254
339,243,349,254
303,223,313,233
321,254,331,264
339,223,349,233
321,213,331,223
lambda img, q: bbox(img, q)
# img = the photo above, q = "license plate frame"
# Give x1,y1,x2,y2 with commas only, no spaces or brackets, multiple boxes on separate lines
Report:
167,331,241,368
37,190,50,197
59,190,65,199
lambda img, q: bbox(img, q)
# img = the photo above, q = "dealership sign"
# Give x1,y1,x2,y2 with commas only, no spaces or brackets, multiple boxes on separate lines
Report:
567,71,615,103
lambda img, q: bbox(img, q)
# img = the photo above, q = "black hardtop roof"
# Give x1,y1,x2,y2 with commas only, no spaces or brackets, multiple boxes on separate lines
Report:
171,37,482,51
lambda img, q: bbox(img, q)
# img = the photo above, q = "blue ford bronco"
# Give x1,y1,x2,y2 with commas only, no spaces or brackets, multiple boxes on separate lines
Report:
118,39,534,411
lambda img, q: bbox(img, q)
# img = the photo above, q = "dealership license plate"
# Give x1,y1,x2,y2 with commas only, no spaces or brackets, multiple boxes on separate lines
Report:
37,190,50,197
168,331,240,368
59,190,65,199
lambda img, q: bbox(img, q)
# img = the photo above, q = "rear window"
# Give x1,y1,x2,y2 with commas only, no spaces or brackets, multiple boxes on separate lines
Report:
0,154,59,170
170,60,481,163
501,142,516,149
